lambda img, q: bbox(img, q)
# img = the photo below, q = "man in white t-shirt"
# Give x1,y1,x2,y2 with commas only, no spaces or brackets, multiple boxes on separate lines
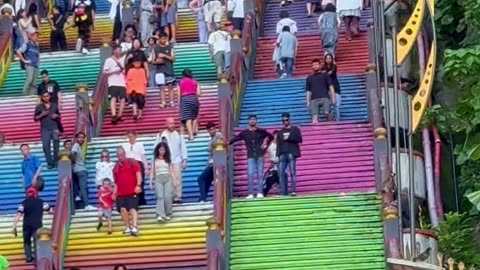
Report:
154,117,188,203
208,24,231,75
103,46,126,124
203,0,222,32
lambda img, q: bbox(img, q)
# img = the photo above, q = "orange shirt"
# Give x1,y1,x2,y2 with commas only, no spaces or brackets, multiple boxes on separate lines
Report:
126,68,147,96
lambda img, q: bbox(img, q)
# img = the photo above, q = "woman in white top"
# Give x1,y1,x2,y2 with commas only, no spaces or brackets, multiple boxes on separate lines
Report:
95,149,115,188
274,11,298,75
16,9,33,44
121,130,148,205
149,142,177,221
267,131,279,165
336,0,363,41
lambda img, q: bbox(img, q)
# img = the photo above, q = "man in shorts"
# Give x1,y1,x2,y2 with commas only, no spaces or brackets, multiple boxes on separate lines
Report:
113,147,142,236
103,46,127,124
305,58,336,123
203,0,222,32
154,32,177,108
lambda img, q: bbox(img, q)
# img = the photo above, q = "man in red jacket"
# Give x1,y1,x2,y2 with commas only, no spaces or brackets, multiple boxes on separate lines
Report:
113,147,142,236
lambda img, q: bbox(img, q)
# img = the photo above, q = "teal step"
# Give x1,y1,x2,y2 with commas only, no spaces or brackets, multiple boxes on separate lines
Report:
0,43,218,97
229,193,385,270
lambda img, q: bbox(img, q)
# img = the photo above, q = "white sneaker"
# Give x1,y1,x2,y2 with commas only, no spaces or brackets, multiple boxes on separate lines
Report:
280,0,286,6
82,48,90,54
130,227,139,236
246,194,254,199
280,73,288,79
164,215,172,221
157,216,166,222
75,38,82,52
123,227,131,235
75,196,81,201
85,205,97,210
257,194,264,198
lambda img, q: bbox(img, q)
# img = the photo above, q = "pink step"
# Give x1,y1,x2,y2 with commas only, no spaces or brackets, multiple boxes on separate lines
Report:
232,122,376,196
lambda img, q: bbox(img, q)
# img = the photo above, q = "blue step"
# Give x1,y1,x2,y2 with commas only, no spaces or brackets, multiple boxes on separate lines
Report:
0,143,59,213
84,133,212,206
238,75,368,127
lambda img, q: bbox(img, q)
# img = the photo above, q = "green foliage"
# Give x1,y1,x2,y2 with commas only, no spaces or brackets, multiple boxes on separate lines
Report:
436,212,480,266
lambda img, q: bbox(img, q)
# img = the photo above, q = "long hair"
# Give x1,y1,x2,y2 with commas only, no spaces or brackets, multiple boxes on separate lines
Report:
324,53,336,71
153,142,172,164
113,265,128,270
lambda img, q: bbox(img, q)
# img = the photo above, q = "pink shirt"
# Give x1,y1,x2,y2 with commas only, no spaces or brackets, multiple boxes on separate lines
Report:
179,77,198,96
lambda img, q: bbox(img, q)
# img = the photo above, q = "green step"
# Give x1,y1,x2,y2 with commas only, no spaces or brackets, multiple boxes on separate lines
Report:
229,193,386,270
0,44,218,97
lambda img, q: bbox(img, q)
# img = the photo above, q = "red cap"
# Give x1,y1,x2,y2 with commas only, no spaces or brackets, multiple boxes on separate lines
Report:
26,187,38,197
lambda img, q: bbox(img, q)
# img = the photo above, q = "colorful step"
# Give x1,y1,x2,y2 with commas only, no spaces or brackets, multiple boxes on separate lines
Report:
238,76,368,127
101,83,219,137
0,93,77,143
0,142,61,214
229,193,385,270
0,51,100,97
262,1,372,37
0,214,53,270
233,122,375,197
84,133,212,206
253,34,369,80
37,16,113,51
64,203,212,270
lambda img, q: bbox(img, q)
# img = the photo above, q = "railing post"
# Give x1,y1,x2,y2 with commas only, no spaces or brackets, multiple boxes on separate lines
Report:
206,218,224,270
35,228,53,269
218,78,232,139
100,39,112,66
75,84,93,141
121,0,134,37
57,151,73,215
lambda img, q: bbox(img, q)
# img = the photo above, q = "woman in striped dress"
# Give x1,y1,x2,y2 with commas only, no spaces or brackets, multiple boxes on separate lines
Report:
179,69,202,141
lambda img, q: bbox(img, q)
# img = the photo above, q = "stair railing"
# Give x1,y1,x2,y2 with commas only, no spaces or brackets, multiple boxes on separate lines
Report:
0,16,14,89
35,152,73,270
90,41,112,137
204,1,265,269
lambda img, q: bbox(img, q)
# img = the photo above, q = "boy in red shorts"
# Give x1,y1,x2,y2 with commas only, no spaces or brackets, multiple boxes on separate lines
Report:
97,178,114,234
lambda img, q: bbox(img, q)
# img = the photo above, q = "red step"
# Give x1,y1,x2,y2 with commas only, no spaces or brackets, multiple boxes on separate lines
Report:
254,33,369,79
100,84,219,137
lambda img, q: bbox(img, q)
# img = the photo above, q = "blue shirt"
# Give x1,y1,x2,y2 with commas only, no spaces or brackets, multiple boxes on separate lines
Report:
276,31,298,59
22,156,41,188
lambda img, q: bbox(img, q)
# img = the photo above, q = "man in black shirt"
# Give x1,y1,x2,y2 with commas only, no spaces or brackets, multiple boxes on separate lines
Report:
155,32,176,108
276,112,302,196
12,188,51,263
305,58,336,123
34,92,61,169
48,6,67,51
230,115,273,199
37,70,62,106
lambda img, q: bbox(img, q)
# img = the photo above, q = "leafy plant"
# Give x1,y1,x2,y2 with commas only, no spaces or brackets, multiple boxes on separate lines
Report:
436,213,480,267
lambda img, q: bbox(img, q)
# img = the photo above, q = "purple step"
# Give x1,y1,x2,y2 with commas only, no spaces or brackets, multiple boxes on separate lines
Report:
262,0,372,37
232,121,376,197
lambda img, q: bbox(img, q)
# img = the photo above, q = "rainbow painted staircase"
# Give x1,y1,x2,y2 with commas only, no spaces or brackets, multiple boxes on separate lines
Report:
229,193,385,270
224,1,386,269
0,214,53,270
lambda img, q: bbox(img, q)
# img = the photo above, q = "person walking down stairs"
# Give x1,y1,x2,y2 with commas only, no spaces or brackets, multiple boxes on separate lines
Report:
230,115,273,199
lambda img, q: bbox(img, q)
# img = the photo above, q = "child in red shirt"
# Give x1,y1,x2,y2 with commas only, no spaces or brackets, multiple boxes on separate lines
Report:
97,178,114,234
126,57,148,120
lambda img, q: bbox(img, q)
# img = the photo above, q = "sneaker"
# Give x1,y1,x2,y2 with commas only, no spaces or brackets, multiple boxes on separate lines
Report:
85,205,97,211
280,73,288,79
130,227,139,236
123,227,131,235
257,194,264,198
290,192,297,196
75,196,81,201
246,194,254,199
280,0,286,6
164,215,172,221
96,222,103,231
75,38,82,52
157,216,166,222
82,48,90,54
